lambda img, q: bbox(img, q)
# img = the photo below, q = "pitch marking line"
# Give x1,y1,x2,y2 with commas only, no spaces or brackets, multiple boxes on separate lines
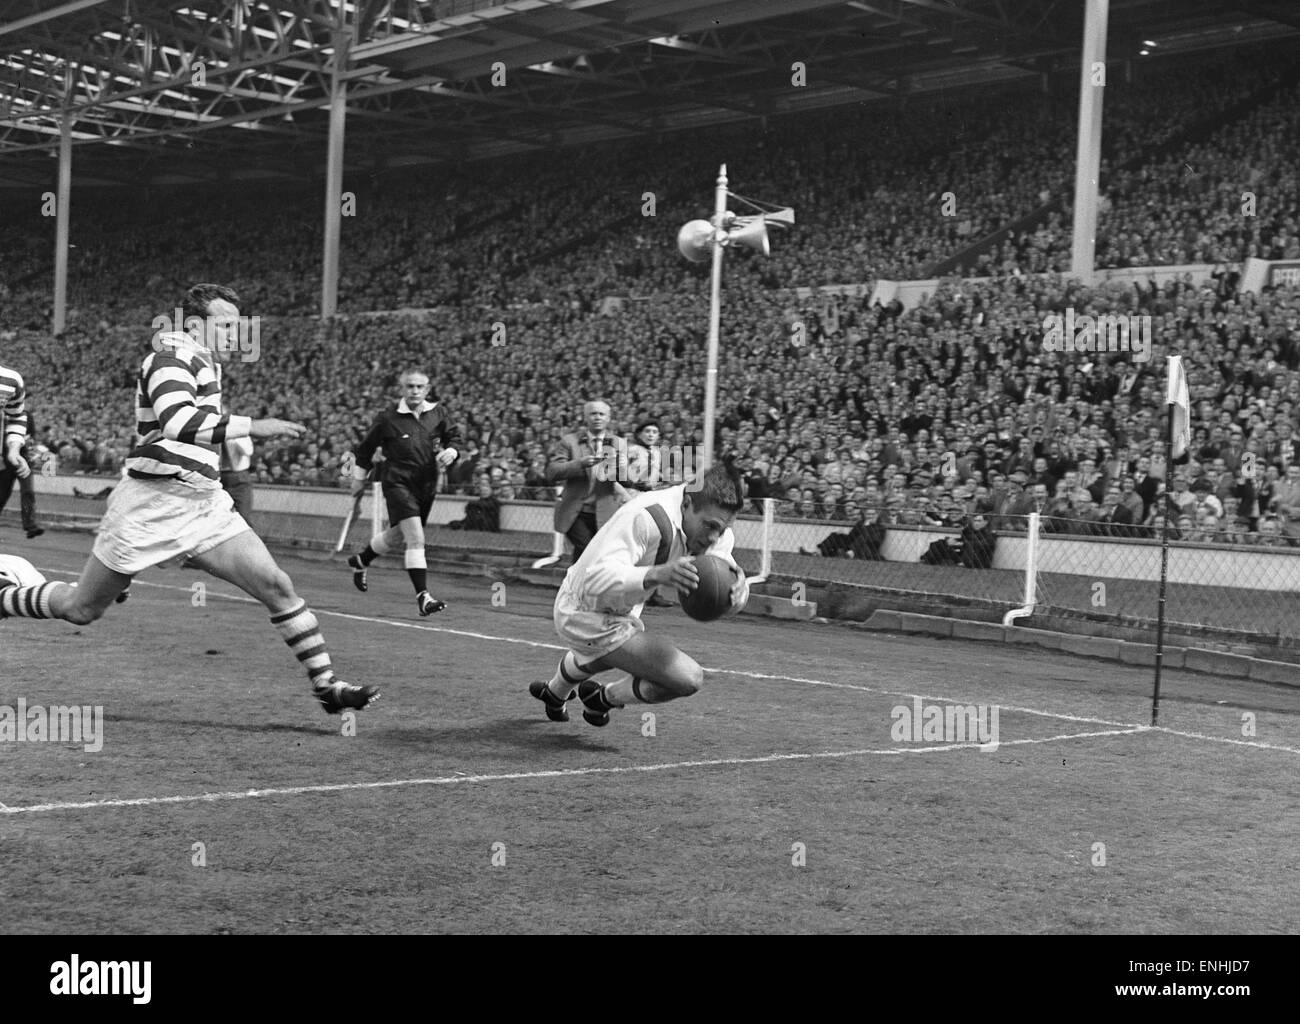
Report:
32,569,1300,755
27,569,1149,727
0,726,1145,815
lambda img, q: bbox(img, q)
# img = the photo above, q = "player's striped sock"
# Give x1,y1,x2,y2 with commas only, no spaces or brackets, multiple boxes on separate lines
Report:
0,581,65,619
547,651,594,701
270,601,333,685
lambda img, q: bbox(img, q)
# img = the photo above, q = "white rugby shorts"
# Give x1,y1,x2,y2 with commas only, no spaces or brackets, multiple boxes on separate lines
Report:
92,475,250,575
553,582,645,663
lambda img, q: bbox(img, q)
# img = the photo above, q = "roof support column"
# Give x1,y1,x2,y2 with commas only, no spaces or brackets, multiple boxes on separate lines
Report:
321,10,351,319
1070,0,1109,285
52,90,73,335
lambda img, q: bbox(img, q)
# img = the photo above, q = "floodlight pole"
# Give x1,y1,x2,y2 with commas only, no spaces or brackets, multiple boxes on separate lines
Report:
701,163,728,474
52,111,72,335
321,18,350,319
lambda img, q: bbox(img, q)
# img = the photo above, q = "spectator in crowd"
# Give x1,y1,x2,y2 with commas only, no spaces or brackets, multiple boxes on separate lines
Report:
1099,484,1138,538
446,478,501,532
1253,516,1288,547
1167,474,1197,517
959,513,997,568
626,419,666,491
1271,462,1300,542
806,503,887,559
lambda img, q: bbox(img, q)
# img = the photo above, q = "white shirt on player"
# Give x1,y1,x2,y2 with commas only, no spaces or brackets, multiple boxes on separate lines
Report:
564,484,748,616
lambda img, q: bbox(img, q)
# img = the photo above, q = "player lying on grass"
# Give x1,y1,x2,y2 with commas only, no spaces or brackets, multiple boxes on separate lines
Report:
0,283,378,717
530,464,749,727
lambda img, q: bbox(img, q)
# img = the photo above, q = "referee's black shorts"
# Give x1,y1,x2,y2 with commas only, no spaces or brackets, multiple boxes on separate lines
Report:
384,478,437,526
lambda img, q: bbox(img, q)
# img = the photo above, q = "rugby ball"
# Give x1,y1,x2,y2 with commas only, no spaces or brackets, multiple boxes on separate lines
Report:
680,554,736,622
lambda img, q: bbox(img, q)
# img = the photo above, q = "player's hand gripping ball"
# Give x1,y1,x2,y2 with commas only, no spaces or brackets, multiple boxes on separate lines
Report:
679,554,737,622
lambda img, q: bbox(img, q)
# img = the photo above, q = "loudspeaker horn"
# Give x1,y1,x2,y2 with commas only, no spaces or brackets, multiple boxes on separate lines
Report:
725,215,769,256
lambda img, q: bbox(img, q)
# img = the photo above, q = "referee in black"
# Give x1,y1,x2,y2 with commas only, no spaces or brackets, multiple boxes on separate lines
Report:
346,369,460,616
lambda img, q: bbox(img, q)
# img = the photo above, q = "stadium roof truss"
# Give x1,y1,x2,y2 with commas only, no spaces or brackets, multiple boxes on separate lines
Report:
0,0,1298,187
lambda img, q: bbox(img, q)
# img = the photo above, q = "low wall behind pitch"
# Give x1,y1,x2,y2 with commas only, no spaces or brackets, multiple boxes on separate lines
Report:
24,475,1300,589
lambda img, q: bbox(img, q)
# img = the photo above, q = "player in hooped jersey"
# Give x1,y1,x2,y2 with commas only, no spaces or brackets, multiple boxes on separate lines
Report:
0,284,377,716
0,363,46,538
530,464,749,726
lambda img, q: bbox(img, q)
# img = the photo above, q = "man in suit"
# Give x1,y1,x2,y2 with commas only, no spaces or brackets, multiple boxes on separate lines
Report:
991,471,1034,531
1130,454,1160,519
1271,462,1300,542
546,400,629,563
1099,484,1138,537
1004,437,1036,479
1078,457,1108,505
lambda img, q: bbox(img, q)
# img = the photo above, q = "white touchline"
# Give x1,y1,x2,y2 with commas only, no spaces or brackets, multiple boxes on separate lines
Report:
17,571,1145,727
0,727,1148,815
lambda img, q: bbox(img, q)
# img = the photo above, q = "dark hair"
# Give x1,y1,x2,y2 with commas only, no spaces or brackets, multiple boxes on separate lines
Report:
636,419,660,436
693,464,745,514
182,283,241,323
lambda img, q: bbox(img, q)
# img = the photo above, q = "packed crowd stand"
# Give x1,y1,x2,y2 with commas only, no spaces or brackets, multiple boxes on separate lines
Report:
2,43,1299,551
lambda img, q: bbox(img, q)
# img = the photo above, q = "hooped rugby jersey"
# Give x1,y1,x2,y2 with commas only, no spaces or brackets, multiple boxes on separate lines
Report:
124,332,253,489
0,364,28,449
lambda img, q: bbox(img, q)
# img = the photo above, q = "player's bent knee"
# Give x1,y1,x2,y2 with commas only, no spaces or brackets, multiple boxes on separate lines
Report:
259,567,296,606
659,661,704,698
681,663,705,696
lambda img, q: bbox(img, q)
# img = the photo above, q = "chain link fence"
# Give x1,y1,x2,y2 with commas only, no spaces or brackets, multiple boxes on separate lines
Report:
747,500,1300,659
744,501,1025,609
1029,517,1300,656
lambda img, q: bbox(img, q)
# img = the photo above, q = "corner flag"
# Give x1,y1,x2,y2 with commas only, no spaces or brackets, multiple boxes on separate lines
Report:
1166,355,1191,460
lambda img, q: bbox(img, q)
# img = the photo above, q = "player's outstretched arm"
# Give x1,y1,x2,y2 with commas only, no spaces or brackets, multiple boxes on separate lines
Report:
139,351,240,444
249,418,306,439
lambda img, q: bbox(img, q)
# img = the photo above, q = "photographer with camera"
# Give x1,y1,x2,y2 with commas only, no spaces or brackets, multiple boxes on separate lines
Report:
546,400,631,563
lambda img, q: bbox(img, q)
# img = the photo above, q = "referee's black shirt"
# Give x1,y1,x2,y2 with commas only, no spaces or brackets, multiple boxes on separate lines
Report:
355,401,461,489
